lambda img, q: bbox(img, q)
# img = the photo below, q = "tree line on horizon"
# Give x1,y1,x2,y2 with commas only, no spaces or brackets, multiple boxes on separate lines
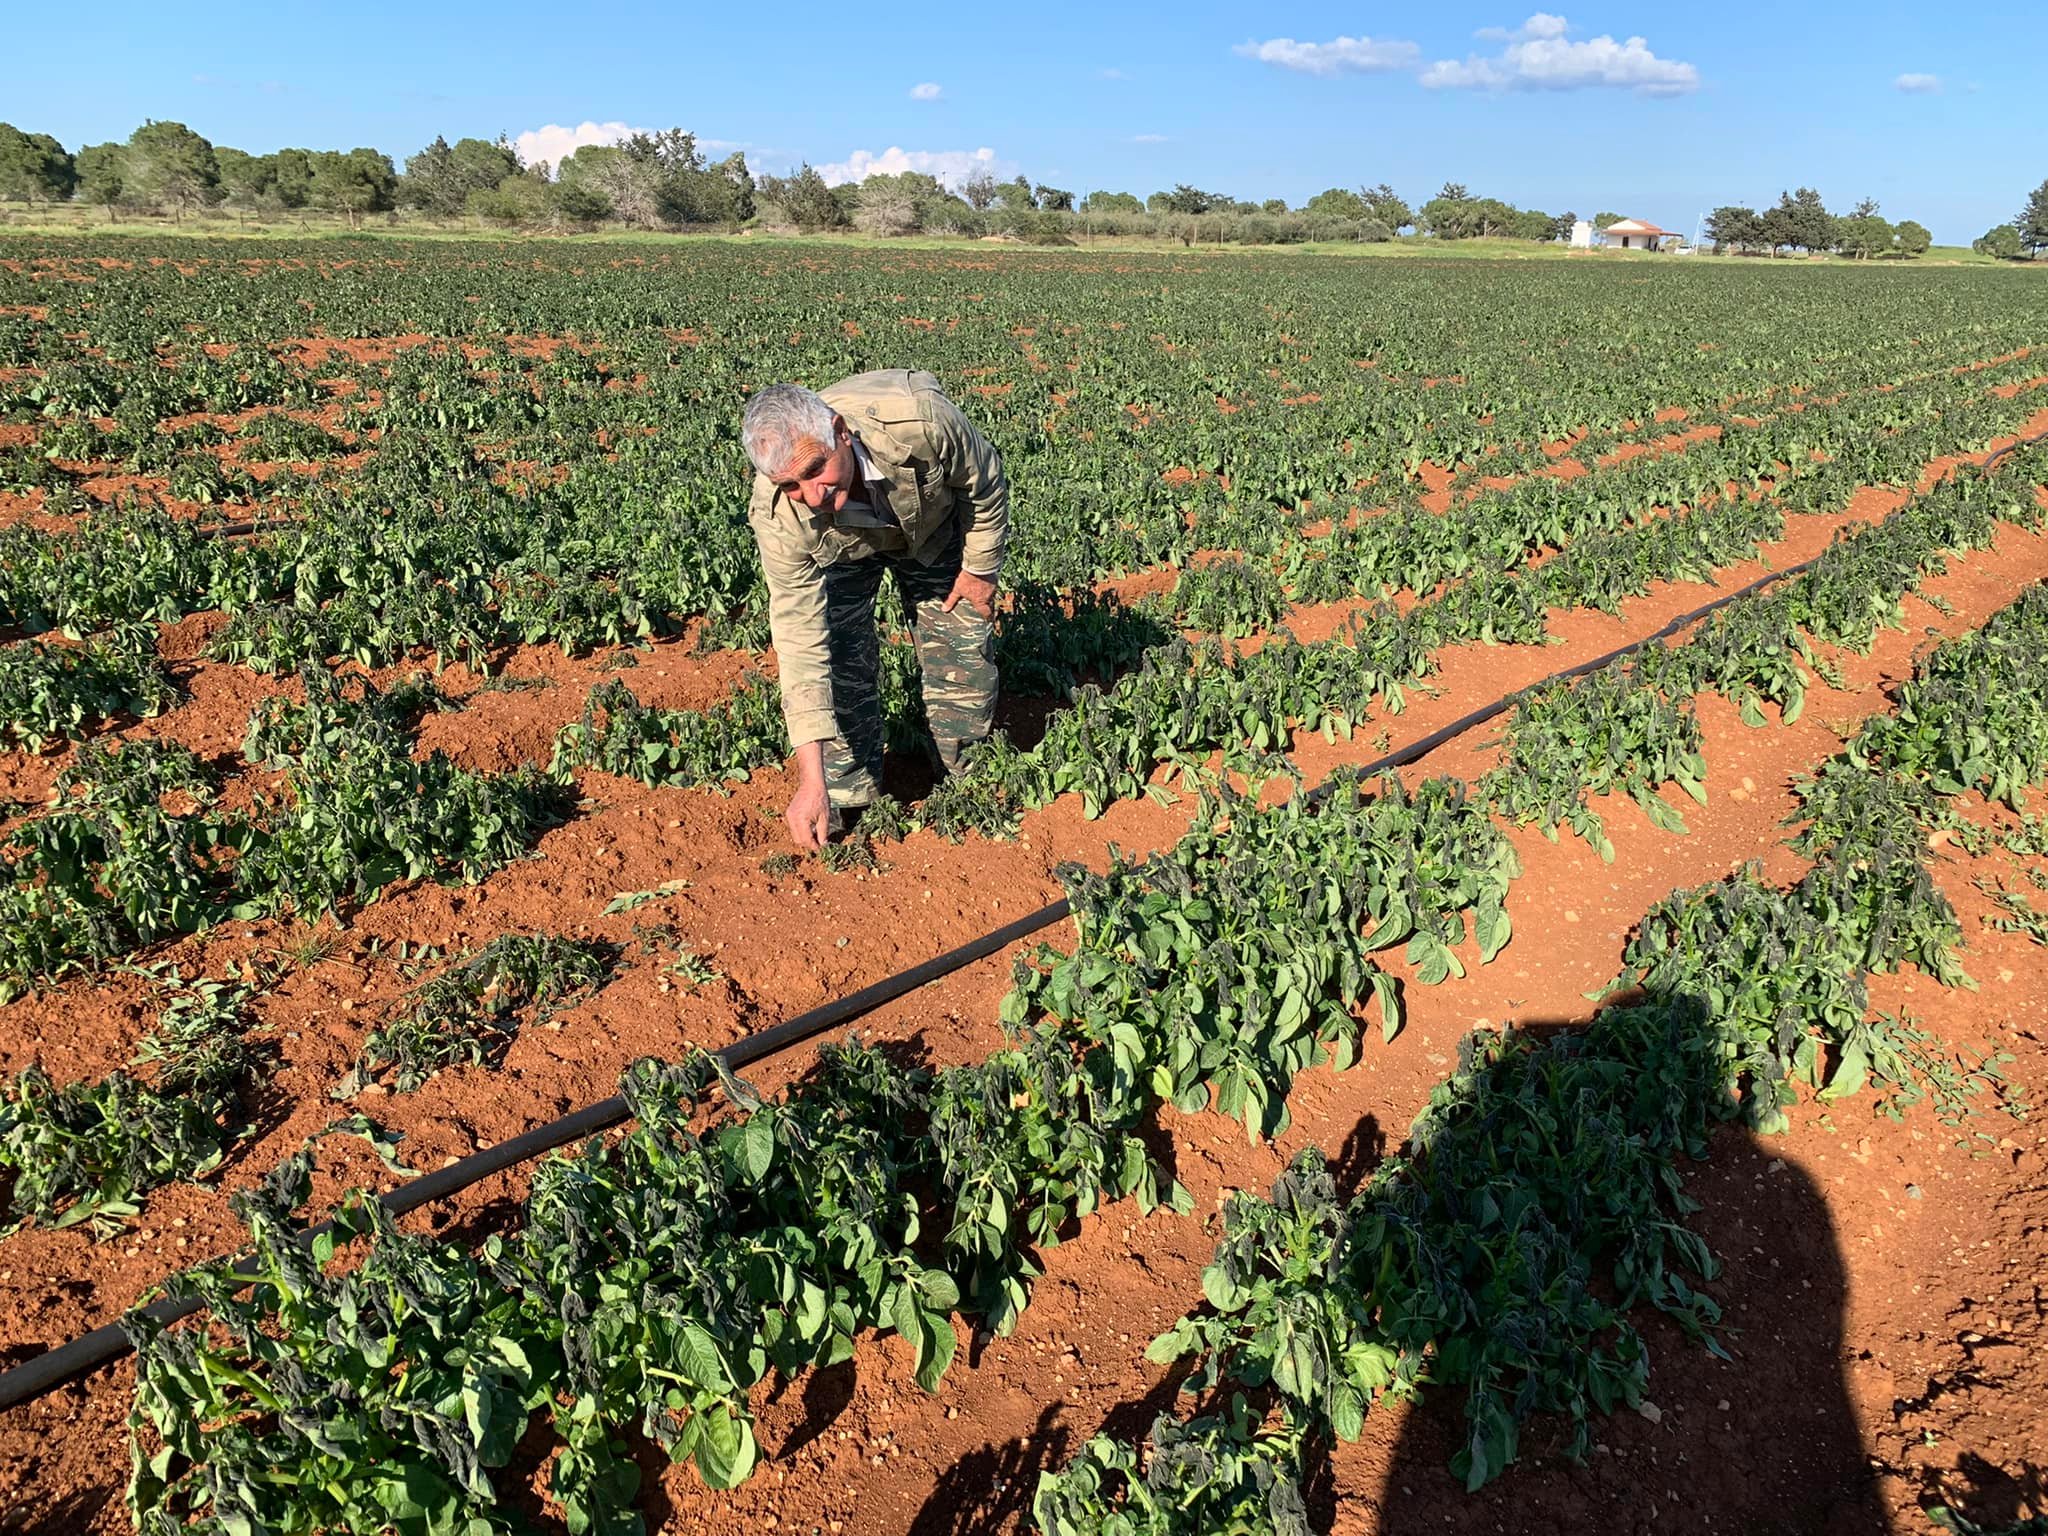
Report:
1704,191,1932,260
0,118,2040,260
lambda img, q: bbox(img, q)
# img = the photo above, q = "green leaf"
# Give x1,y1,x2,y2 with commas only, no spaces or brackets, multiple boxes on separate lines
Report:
1201,1263,1242,1312
693,1404,758,1489
1146,1320,1196,1364
1330,1380,1365,1442
889,1280,921,1343
734,1110,775,1183
915,1268,961,1312
676,1323,733,1393
914,1312,958,1394
1372,970,1402,1041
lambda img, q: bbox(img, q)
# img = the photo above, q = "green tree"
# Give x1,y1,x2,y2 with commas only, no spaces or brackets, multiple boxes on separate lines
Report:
1705,205,1763,253
123,120,221,218
452,137,519,192
1893,219,1931,258
994,176,1036,210
1471,198,1520,238
1079,189,1140,213
1420,183,1523,239
1035,184,1075,212
1836,212,1894,258
1260,197,1288,215
401,135,456,209
270,149,315,209
0,125,75,203
404,135,519,217
1360,183,1412,232
609,129,749,226
30,134,76,202
2017,179,2048,255
756,164,843,230
467,172,548,227
716,152,755,224
213,147,275,206
960,170,999,211
1758,188,1834,254
1974,223,2023,260
308,148,397,228
1791,187,1837,252
1593,211,1622,229
1758,198,1795,255
549,176,612,225
1303,187,1368,220
73,143,125,219
1420,185,1482,239
1157,184,1222,215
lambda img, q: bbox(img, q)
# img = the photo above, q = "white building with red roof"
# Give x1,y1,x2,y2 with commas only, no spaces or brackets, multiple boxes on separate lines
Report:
1601,217,1672,251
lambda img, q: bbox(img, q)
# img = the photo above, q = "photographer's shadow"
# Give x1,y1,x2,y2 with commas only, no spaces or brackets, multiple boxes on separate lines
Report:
1368,1124,1889,1536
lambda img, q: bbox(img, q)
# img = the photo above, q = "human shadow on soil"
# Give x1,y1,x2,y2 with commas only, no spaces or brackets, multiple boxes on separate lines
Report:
907,1368,1191,1536
767,1356,859,1462
1325,1110,1385,1193
1929,1451,2047,1532
1370,1121,1888,1536
974,1000,1895,1536
1,1481,119,1536
425,1187,526,1251
907,1401,1072,1536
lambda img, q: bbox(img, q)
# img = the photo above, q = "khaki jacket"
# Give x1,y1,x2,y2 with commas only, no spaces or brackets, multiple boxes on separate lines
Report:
748,370,1008,747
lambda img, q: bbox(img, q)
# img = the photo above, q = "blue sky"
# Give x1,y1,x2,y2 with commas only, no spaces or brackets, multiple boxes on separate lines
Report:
9,1,2041,243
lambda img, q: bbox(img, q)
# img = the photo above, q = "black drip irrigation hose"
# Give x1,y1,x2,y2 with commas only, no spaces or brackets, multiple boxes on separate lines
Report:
0,902,1064,1411
2,428,2042,1414
190,518,294,539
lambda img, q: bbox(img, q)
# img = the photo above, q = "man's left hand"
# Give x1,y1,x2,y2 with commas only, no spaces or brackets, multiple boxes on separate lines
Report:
942,569,997,615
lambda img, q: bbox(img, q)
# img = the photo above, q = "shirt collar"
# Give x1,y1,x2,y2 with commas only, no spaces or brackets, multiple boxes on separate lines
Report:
849,434,889,490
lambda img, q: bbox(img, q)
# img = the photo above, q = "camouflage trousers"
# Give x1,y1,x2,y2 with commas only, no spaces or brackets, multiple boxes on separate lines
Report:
819,532,998,808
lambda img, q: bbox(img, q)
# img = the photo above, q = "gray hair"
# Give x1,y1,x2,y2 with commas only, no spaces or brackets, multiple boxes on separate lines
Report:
741,383,838,477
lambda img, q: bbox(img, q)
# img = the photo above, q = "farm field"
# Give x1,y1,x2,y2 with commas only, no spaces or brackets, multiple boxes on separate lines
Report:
0,237,2046,1535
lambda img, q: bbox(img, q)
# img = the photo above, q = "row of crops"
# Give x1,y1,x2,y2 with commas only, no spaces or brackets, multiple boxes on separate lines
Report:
121,487,2048,1536
2,240,2046,1533
10,402,2035,1246
1,342,2038,1242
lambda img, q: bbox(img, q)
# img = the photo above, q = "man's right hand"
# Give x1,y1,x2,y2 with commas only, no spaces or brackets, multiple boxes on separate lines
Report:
786,741,831,850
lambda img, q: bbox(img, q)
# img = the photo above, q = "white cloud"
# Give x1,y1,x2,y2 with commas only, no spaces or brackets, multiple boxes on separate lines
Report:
1234,34,1421,75
1422,15,1698,95
1131,133,1170,144
1893,72,1941,93
812,145,1014,190
1099,67,1127,80
1478,12,1568,40
512,120,647,170
909,81,943,101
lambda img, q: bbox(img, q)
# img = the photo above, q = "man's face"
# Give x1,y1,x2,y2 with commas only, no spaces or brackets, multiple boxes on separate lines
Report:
772,415,859,514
